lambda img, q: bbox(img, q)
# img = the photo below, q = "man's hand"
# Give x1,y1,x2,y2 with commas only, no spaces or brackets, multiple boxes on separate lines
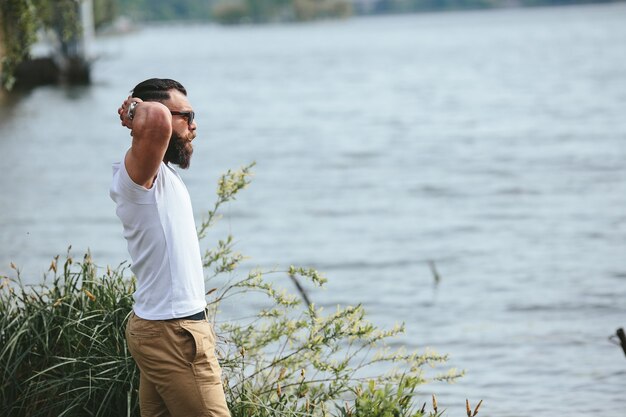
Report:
118,96,143,131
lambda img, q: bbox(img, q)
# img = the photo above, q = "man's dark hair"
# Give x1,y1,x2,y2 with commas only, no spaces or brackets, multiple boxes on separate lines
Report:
131,78,187,102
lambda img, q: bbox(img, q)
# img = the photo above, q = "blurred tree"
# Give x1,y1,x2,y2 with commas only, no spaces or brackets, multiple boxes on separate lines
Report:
210,0,351,23
118,0,212,21
0,0,82,90
93,0,118,29
1,0,38,89
293,0,352,20
211,1,250,24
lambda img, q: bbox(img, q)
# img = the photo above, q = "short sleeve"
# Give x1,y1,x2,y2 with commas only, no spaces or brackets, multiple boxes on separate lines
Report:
110,160,157,205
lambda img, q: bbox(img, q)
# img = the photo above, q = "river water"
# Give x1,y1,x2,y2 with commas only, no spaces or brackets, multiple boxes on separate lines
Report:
1,3,625,416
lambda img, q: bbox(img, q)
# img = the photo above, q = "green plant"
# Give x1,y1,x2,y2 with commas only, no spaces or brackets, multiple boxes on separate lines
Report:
336,378,434,417
199,163,463,416
0,251,137,416
0,0,81,89
1,163,469,417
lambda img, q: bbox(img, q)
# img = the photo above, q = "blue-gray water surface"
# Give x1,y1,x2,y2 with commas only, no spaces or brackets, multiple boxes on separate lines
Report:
1,4,625,416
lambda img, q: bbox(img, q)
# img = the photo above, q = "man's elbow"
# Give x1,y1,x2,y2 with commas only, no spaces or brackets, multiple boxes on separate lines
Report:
147,104,171,124
135,103,172,136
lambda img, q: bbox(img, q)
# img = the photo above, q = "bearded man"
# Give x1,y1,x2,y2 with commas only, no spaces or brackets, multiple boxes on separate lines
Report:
110,78,231,417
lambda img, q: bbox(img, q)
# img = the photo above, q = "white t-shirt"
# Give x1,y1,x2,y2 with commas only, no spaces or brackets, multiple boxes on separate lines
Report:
110,159,206,320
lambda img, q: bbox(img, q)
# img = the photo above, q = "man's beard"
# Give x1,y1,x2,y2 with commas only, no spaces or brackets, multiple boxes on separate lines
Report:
164,131,193,169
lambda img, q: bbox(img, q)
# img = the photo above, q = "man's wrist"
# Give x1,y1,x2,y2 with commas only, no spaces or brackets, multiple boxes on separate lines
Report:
127,101,138,120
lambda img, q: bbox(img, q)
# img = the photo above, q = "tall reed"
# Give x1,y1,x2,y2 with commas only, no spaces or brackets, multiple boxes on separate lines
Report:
1,252,137,416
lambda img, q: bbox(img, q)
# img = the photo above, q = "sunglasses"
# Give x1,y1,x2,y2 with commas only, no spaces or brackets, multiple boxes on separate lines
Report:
170,110,195,126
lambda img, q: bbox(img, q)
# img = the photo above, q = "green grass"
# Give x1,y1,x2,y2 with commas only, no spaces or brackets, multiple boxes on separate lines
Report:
1,252,138,417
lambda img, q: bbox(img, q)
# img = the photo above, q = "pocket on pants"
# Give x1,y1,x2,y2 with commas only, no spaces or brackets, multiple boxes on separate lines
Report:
181,322,222,384
126,314,162,362
127,314,162,339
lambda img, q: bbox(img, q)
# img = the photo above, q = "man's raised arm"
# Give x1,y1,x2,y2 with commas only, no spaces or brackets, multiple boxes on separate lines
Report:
118,96,172,189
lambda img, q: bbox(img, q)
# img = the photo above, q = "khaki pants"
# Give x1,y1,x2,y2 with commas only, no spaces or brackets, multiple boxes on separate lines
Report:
126,312,231,417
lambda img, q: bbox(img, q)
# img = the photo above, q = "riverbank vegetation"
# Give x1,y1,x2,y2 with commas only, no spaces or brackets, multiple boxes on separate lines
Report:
0,0,82,89
101,0,626,24
2,0,622,88
0,165,475,417
90,0,352,25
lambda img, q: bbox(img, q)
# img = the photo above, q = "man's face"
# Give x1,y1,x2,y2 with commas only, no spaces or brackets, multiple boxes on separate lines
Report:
164,90,197,169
